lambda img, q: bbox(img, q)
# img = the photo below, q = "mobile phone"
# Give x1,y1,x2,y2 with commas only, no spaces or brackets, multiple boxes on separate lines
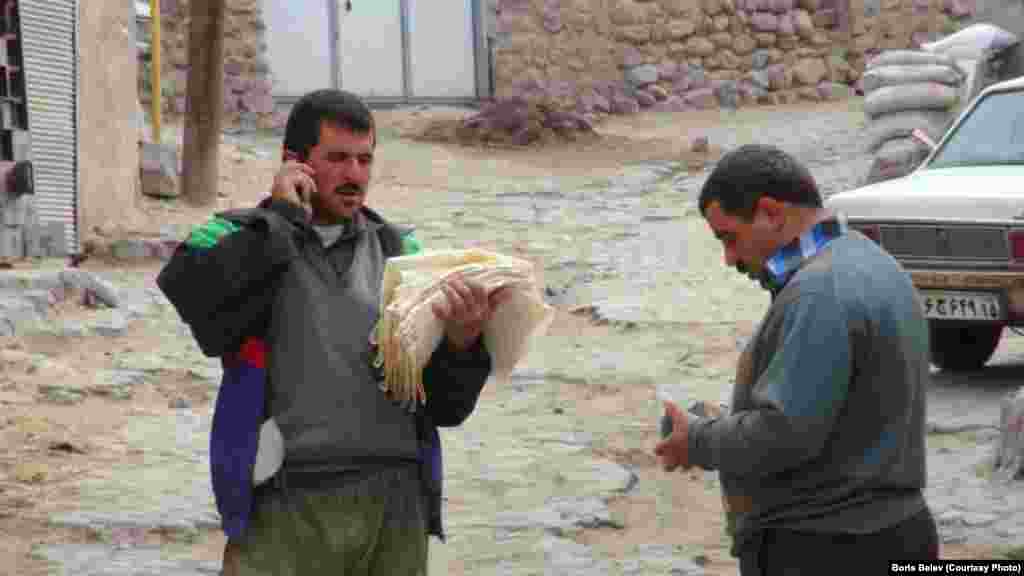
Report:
283,149,314,208
659,401,727,439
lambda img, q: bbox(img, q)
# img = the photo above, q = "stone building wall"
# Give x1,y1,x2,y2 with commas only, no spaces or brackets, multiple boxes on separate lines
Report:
153,0,274,126
492,0,976,114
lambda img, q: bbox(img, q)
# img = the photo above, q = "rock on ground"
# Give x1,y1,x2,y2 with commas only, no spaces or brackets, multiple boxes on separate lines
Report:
412,98,598,148
140,142,181,199
996,387,1024,481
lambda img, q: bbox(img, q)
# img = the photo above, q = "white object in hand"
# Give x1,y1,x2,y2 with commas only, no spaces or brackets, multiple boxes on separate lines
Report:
252,418,284,485
373,248,556,411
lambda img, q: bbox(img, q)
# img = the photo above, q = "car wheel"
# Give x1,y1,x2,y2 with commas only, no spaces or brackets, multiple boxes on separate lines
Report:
929,322,1003,372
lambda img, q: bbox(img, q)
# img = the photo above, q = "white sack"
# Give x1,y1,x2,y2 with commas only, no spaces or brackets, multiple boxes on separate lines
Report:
863,82,960,117
867,50,960,71
865,138,930,184
995,387,1024,481
862,64,963,94
921,23,1020,60
863,110,951,153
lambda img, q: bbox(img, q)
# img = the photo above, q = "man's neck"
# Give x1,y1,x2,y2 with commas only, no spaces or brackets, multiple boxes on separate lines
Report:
757,208,842,295
311,212,357,228
780,207,832,247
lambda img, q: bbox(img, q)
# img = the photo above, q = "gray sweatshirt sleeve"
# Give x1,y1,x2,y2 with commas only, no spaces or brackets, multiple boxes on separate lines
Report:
687,289,852,477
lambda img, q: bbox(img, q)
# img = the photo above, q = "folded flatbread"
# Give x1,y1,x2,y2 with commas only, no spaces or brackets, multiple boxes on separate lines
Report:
373,249,555,411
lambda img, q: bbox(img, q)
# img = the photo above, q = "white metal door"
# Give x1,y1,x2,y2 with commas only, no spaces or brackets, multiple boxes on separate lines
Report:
262,0,332,98
339,0,404,98
21,0,78,252
408,0,476,99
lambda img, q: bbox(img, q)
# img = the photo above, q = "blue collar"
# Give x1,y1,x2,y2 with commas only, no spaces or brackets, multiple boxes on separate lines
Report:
759,213,848,294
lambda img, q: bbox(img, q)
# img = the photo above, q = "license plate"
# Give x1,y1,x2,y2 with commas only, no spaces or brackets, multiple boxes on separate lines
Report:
920,290,1003,321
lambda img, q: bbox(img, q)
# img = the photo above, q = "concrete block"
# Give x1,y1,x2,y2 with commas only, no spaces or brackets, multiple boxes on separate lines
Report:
23,201,40,257
1,194,28,226
139,141,180,198
995,387,1024,481
37,221,67,257
0,295,40,327
0,100,17,130
11,131,29,163
0,224,23,258
21,290,56,315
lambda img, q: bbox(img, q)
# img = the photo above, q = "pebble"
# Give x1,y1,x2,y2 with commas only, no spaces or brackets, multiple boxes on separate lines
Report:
0,295,42,331
59,320,87,338
962,512,999,527
558,458,639,496
537,536,610,574
90,370,147,400
187,364,222,387
21,289,56,314
60,269,121,308
0,316,13,337
616,544,708,575
91,310,129,337
0,271,62,291
671,560,708,575
34,545,222,576
495,497,621,535
38,384,87,405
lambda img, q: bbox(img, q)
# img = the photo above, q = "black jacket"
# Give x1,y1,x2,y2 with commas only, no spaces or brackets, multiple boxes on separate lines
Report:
156,197,491,540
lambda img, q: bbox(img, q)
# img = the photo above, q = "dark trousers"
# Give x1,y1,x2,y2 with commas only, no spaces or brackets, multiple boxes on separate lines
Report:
740,507,939,576
222,465,428,576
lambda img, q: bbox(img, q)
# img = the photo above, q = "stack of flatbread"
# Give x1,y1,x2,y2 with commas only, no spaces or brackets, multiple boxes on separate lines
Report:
373,249,555,412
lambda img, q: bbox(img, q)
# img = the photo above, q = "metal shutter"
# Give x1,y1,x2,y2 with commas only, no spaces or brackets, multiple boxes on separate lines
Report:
20,0,78,253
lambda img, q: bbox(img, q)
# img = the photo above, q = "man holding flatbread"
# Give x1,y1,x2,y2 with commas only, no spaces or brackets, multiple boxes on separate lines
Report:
158,89,506,575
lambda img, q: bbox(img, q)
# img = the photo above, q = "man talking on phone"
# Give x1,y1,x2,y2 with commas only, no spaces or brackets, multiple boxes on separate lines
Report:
157,89,503,575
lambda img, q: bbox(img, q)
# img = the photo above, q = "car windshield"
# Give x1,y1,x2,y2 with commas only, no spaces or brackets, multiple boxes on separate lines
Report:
927,89,1024,169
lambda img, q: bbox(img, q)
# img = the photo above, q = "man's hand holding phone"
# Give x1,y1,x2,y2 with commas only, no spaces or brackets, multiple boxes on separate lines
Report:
271,151,317,216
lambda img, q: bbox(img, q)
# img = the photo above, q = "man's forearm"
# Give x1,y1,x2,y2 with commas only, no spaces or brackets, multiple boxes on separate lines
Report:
422,334,492,427
688,404,836,477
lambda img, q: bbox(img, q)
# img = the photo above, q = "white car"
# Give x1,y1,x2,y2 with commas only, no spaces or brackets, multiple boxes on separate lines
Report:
826,75,1024,371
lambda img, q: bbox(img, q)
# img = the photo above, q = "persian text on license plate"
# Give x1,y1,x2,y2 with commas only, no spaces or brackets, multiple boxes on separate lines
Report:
920,290,1002,321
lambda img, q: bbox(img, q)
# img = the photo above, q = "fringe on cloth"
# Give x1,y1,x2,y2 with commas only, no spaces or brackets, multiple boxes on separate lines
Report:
372,249,555,412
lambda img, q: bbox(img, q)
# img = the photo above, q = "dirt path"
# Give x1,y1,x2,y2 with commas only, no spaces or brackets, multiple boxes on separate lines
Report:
1,99,1017,575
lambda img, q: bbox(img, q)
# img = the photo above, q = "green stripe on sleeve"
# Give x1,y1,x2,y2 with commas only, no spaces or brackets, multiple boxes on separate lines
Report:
401,232,423,256
185,217,242,249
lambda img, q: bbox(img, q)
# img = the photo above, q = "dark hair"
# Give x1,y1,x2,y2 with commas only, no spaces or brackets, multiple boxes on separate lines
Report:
282,89,376,160
698,144,822,221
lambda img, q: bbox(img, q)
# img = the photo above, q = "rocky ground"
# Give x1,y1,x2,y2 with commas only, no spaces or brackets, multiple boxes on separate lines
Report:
1,99,1022,576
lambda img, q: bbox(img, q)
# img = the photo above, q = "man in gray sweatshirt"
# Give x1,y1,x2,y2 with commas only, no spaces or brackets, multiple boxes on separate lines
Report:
158,90,503,575
654,144,938,574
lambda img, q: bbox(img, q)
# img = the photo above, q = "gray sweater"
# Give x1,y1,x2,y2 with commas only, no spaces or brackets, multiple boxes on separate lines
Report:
688,231,930,550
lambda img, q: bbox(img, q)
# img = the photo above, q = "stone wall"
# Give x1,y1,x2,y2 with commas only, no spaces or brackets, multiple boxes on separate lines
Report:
492,0,976,114
152,0,274,126
79,0,142,242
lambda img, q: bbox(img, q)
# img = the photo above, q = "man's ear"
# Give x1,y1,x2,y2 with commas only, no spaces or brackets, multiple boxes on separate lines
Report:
755,197,785,229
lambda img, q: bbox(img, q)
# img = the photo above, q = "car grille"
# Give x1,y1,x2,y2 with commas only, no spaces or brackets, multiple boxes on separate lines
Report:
879,226,1009,261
